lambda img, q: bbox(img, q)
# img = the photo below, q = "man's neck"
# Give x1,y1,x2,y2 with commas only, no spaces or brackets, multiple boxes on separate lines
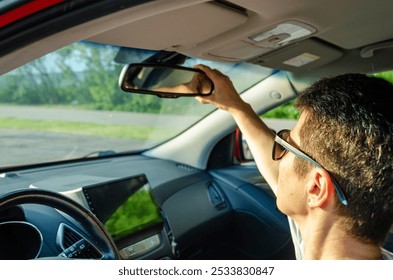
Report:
304,234,382,260
295,215,382,260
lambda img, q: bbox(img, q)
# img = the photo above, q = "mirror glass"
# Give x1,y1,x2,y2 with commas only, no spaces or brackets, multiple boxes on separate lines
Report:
119,64,214,98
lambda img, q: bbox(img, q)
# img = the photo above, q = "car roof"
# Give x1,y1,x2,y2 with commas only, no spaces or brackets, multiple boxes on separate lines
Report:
1,0,393,80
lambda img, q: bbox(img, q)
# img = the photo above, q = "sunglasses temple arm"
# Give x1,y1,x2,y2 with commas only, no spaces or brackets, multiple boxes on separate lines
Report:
277,137,349,206
331,177,348,206
291,150,349,206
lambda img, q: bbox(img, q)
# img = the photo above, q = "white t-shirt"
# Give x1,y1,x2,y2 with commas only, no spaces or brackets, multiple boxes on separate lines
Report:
287,217,304,259
287,217,393,260
382,248,393,260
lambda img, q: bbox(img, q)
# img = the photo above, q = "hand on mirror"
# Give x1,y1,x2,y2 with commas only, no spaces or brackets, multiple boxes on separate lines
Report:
194,65,249,112
184,71,213,94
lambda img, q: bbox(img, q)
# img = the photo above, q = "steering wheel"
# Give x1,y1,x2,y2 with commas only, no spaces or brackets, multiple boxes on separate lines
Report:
0,188,120,260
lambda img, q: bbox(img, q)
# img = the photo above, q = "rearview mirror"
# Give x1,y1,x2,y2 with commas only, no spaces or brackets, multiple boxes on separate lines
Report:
119,63,214,98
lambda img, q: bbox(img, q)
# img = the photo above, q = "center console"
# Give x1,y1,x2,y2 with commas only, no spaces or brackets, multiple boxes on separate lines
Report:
82,174,174,259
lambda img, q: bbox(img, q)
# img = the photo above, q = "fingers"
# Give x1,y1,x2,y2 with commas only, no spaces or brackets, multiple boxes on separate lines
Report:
195,64,234,94
195,64,228,82
194,64,242,111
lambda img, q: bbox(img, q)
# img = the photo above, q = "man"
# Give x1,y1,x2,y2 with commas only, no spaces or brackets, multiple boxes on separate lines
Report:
195,65,393,260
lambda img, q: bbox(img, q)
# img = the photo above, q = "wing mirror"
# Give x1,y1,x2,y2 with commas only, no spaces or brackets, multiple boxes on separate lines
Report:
119,63,214,98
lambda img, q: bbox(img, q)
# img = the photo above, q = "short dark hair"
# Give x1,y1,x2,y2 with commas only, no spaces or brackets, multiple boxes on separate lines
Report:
295,73,393,245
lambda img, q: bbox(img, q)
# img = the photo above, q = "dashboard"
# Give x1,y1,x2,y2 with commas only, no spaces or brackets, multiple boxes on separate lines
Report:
2,154,392,260
0,154,298,260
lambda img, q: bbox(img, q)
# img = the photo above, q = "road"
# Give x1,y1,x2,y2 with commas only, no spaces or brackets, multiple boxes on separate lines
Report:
0,104,192,167
0,104,296,168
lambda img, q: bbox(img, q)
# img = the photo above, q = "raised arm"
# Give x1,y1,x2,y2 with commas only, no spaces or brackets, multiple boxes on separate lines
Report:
195,65,280,195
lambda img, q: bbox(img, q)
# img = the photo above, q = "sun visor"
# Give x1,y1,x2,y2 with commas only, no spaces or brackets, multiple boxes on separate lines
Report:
204,18,342,72
206,38,342,71
88,2,247,51
249,39,343,72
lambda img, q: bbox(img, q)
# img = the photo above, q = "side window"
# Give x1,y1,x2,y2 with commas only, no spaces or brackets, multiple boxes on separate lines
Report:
373,71,393,83
261,100,300,121
238,100,298,163
238,70,393,164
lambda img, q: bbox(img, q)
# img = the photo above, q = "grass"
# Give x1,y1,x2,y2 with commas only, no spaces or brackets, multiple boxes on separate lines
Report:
0,117,177,141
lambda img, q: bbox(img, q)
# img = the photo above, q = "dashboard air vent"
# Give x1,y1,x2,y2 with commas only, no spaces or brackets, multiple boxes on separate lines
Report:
57,223,103,259
176,163,199,172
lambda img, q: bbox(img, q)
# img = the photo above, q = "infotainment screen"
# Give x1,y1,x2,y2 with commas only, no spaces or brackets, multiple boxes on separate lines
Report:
82,174,163,241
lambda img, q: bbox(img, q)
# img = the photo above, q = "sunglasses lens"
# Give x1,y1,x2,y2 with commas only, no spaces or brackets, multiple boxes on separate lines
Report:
273,130,289,160
273,142,286,160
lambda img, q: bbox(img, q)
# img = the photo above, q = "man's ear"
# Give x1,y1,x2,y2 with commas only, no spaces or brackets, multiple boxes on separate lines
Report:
306,168,335,207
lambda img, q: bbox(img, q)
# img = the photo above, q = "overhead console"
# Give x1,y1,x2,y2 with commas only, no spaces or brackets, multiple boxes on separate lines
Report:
192,3,344,72
206,20,316,60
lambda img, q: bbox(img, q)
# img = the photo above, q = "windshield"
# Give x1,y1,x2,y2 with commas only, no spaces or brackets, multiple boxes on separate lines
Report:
0,41,273,168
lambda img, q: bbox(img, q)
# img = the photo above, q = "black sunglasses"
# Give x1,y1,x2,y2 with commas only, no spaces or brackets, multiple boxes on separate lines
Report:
273,129,348,206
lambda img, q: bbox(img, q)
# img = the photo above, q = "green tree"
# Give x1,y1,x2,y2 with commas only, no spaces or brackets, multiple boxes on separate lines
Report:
374,71,393,84
262,100,300,119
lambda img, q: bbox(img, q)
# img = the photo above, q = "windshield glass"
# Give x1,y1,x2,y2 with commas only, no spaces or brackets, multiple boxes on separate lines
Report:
0,41,273,168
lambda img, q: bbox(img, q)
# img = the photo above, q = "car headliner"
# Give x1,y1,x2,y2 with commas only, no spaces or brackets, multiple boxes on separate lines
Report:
1,0,393,82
